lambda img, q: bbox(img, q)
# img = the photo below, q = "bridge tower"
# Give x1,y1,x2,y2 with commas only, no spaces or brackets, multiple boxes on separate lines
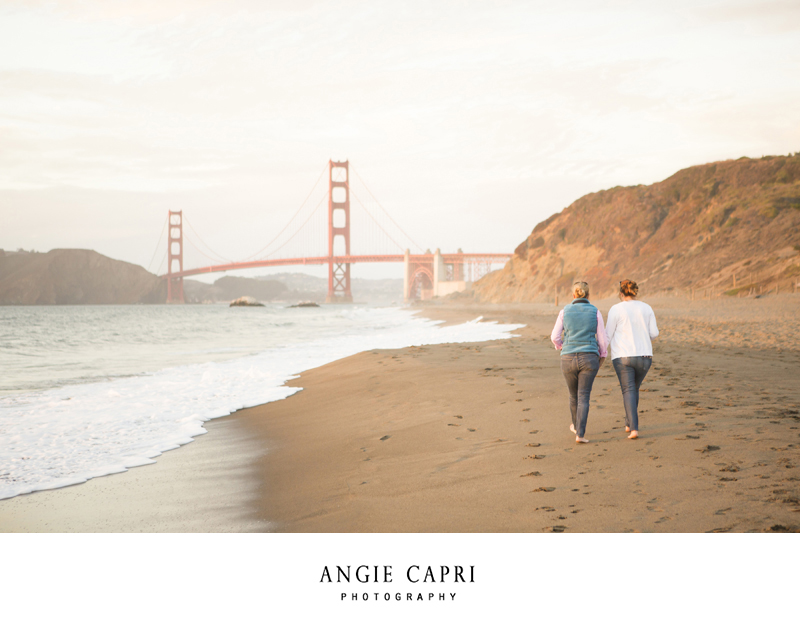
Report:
327,159,353,303
167,210,185,304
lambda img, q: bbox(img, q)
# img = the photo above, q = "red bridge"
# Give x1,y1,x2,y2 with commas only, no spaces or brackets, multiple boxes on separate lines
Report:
158,160,510,303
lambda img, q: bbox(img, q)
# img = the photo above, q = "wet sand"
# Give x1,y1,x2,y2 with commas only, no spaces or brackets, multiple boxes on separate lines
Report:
0,416,265,532
2,295,799,532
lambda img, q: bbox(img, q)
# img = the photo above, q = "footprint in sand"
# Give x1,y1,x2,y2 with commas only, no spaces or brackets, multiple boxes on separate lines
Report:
468,428,477,432
448,423,460,427
532,487,556,492
380,435,391,441
520,471,542,477
454,415,463,419
522,408,531,412
526,443,541,447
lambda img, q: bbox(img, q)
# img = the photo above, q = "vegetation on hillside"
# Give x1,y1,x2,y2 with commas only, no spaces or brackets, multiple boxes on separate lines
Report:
473,154,800,302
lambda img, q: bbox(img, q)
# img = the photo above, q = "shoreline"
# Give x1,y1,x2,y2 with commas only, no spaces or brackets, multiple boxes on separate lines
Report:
0,415,265,532
0,305,518,531
2,296,799,532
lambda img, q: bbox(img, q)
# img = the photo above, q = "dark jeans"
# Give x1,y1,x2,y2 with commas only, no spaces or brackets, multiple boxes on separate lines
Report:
612,356,653,431
560,353,599,438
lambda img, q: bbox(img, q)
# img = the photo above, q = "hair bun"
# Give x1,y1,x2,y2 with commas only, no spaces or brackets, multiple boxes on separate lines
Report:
572,281,589,299
620,279,638,297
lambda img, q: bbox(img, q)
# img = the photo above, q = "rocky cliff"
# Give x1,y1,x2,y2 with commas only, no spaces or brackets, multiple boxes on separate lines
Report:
473,154,800,302
0,249,165,305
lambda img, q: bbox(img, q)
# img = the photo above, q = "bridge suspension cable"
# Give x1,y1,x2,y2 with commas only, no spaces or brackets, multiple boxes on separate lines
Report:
349,187,407,253
155,249,168,277
351,166,425,254
183,215,232,263
241,163,329,262
146,215,168,273
259,192,328,260
183,234,229,266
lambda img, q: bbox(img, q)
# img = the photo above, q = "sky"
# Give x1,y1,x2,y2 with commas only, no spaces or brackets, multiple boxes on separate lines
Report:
1,0,799,280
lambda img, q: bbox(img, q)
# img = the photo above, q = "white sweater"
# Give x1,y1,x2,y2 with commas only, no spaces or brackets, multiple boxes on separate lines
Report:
605,300,659,360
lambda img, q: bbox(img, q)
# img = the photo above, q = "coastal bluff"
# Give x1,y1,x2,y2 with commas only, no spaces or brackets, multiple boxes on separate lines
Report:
0,249,165,305
473,154,800,302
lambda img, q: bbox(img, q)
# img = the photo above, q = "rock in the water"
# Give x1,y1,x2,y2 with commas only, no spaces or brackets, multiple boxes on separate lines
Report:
229,296,264,307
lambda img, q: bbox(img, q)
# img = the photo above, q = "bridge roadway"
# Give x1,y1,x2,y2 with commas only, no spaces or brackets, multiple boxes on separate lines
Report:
162,253,511,280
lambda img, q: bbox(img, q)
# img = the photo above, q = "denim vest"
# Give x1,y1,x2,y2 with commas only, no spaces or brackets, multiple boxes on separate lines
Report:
561,299,599,356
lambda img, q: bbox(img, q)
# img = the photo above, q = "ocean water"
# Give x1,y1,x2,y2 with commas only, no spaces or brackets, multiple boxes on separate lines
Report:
0,304,521,500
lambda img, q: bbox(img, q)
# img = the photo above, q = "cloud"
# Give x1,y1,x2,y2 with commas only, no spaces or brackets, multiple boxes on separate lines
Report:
691,0,800,33
1,0,799,271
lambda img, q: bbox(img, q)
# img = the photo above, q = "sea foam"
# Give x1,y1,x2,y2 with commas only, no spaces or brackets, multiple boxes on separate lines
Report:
0,309,521,500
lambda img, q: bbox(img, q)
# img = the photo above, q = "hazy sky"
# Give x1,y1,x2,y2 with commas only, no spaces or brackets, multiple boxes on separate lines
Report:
1,0,799,279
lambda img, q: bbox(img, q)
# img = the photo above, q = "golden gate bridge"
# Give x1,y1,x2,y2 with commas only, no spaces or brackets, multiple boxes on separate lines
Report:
153,160,511,303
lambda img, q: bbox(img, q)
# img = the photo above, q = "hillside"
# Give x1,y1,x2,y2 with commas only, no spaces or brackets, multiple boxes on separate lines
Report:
184,276,287,303
186,273,403,304
472,154,800,303
0,249,165,305
256,272,405,304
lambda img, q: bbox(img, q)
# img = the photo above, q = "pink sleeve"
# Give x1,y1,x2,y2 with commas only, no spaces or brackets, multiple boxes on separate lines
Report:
596,310,608,358
550,310,565,350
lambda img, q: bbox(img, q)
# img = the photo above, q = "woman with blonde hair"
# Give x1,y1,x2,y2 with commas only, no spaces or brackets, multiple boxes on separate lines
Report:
605,279,659,439
550,281,608,443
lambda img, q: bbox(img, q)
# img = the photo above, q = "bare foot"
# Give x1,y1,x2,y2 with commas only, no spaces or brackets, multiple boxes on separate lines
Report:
628,431,639,440
576,436,589,443
625,426,631,433
570,424,576,434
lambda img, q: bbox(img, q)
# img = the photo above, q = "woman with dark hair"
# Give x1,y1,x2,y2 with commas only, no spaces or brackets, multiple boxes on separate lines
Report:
550,281,608,444
605,279,659,440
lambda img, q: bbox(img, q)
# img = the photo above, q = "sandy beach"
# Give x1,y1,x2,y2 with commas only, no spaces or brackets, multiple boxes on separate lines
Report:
2,295,799,532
